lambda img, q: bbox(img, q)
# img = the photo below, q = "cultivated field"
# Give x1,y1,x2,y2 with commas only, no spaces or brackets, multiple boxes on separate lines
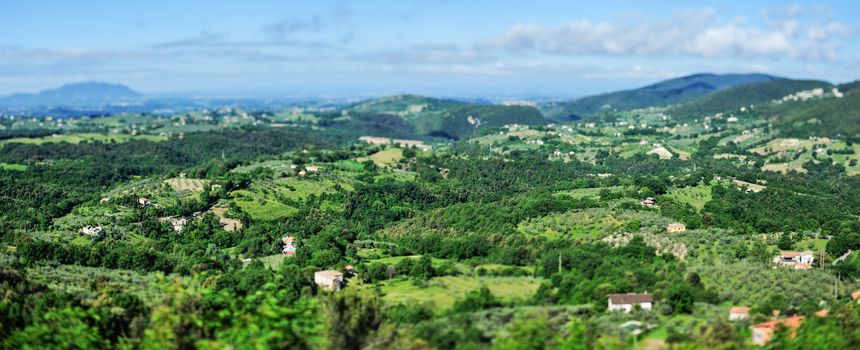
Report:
357,148,403,166
165,178,208,192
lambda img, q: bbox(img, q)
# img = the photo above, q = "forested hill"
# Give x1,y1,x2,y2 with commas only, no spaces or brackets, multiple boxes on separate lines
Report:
760,83,860,140
668,79,832,120
340,94,545,140
539,73,780,121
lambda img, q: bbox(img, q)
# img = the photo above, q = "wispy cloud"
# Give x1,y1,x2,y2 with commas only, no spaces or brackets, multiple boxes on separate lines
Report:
262,16,325,38
480,6,849,61
356,44,496,64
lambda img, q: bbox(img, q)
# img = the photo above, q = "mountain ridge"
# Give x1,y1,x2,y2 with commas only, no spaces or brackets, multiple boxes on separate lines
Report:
0,82,142,108
539,73,783,121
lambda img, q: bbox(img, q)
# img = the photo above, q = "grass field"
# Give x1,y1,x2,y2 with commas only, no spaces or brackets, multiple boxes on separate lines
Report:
379,276,542,310
165,178,208,192
274,177,352,201
366,255,453,268
231,189,297,221
0,162,27,171
335,160,365,171
667,184,712,211
750,138,814,155
357,148,403,166
0,133,166,147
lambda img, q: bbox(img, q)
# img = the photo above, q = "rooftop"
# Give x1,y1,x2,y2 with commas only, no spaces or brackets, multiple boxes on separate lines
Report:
730,306,750,314
315,270,343,279
608,293,653,304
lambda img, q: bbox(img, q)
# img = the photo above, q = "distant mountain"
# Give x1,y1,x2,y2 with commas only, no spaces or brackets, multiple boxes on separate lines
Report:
669,79,832,120
540,73,781,121
342,94,545,140
0,82,142,108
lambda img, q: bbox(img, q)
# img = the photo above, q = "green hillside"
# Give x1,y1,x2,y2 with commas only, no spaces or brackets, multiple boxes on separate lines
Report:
762,88,860,140
347,94,468,122
838,80,860,93
540,73,779,120
669,79,832,119
345,95,545,140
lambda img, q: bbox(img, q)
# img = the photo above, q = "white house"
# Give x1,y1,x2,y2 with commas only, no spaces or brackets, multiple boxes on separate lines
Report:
79,226,103,237
607,293,653,313
774,251,814,269
729,306,750,321
314,270,344,291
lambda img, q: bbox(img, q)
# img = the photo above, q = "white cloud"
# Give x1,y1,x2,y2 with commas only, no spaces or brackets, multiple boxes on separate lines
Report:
356,44,496,65
480,6,848,61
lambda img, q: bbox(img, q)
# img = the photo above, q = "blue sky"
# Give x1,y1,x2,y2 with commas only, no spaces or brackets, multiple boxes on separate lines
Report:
1,0,858,98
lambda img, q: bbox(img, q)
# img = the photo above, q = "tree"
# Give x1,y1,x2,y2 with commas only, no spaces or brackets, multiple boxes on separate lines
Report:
750,240,772,264
452,286,501,313
778,233,795,250
492,317,554,350
321,288,384,350
411,255,435,280
664,282,696,314
2,307,106,349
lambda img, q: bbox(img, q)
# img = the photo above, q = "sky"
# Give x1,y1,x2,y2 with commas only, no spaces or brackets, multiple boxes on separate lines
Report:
1,0,858,98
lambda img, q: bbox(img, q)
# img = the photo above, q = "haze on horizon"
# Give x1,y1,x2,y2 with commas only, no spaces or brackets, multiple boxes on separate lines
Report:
1,0,858,99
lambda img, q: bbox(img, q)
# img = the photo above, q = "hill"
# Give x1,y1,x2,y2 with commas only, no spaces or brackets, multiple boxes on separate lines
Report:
0,82,142,108
669,79,832,120
838,80,860,94
539,73,780,121
344,95,545,140
760,87,860,140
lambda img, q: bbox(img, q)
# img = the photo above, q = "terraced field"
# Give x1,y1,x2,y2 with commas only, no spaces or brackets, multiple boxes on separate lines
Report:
165,178,208,192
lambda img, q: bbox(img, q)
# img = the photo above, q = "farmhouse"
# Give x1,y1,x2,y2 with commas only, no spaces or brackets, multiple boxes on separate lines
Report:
305,165,320,173
774,251,814,269
159,216,187,233
666,223,686,233
729,306,750,321
640,197,656,208
170,218,187,232
282,236,297,255
314,270,344,291
751,315,804,345
607,293,653,312
79,226,104,238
